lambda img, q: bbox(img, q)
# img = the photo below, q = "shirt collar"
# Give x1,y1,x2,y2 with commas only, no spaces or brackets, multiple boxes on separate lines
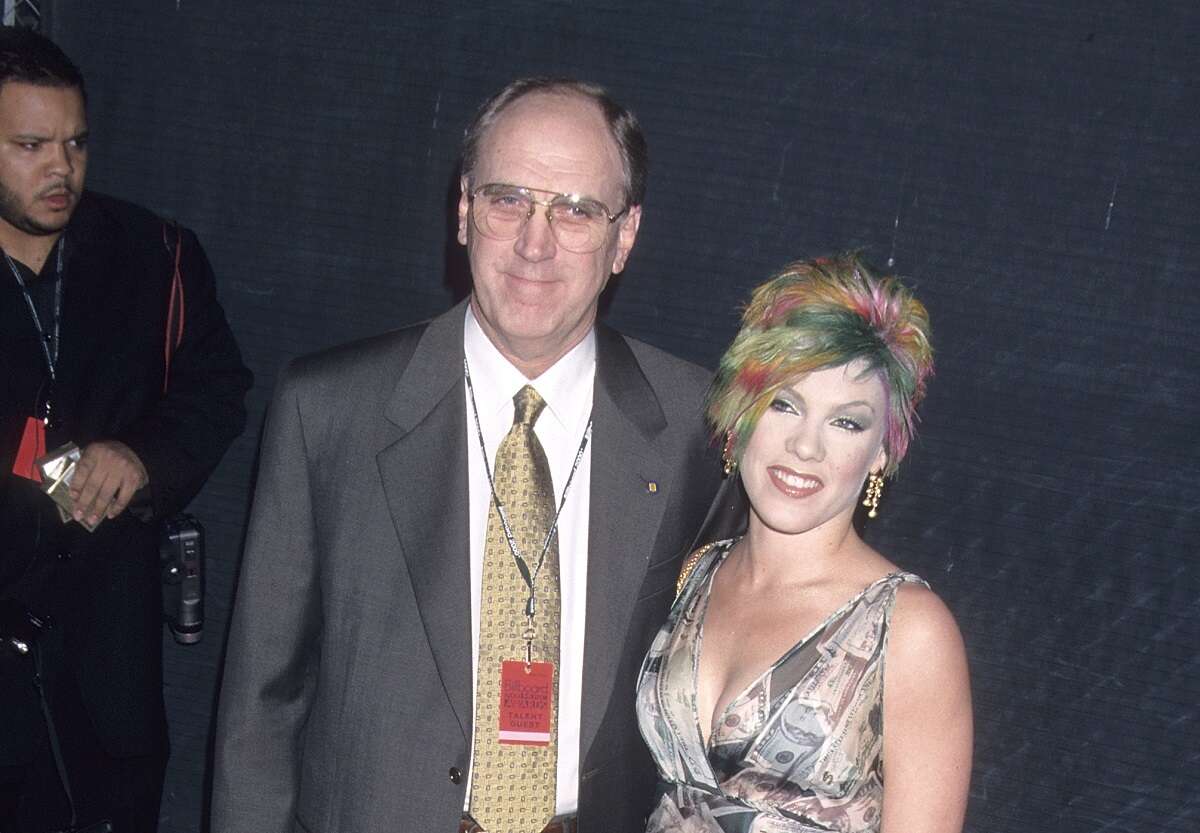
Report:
463,305,595,434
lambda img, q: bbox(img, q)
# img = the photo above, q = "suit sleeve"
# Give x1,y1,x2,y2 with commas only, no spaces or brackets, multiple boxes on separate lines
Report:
211,363,321,832
116,226,253,518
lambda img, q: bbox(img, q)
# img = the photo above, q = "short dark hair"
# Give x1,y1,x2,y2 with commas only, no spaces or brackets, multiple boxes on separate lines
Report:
461,77,647,208
0,27,86,102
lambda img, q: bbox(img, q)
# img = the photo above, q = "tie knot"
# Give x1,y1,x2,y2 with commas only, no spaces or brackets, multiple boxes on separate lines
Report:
513,385,546,427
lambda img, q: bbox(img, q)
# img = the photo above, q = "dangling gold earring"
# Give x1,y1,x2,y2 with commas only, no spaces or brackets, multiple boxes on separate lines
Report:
721,432,737,477
862,472,884,518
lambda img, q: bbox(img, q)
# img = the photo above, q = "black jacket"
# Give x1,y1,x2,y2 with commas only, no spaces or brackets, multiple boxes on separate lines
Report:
0,190,252,761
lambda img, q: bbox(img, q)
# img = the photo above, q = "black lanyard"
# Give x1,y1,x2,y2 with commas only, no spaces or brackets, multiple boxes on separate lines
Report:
7,237,65,382
464,357,591,661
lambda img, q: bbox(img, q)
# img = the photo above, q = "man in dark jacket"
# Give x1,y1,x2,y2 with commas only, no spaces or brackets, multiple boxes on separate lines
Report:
0,29,252,833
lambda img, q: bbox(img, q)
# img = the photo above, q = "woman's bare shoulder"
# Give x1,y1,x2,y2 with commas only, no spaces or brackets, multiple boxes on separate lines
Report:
887,580,969,693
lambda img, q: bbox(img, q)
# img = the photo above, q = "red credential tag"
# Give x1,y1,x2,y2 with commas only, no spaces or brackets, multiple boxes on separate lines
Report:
12,416,46,481
498,660,554,746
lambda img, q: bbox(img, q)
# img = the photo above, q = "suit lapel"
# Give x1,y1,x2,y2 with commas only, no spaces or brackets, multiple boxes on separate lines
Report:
579,325,668,760
375,314,678,754
377,305,473,739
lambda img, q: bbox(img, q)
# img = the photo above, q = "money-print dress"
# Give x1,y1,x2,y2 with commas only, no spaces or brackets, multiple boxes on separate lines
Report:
635,540,927,833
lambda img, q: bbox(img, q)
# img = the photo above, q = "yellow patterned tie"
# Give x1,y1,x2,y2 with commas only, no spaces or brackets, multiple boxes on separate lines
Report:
471,385,560,833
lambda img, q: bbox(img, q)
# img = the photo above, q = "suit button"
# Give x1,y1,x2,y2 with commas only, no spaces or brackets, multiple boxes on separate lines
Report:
57,551,72,562
449,766,463,784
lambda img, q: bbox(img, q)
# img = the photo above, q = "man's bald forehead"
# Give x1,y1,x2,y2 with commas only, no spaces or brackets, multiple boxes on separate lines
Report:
461,77,648,207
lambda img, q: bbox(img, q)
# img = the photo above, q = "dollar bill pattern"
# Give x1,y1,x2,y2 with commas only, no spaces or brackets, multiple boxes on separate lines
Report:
635,539,927,833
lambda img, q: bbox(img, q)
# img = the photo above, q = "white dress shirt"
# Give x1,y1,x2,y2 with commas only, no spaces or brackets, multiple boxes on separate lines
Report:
463,306,594,816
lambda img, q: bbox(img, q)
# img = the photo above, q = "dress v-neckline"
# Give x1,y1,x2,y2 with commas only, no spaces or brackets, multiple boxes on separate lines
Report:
691,547,903,752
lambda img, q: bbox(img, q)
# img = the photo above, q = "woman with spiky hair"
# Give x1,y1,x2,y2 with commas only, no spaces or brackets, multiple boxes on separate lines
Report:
636,254,972,833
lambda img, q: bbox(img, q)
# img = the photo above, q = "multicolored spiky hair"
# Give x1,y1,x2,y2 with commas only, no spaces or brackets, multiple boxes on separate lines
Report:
707,253,933,478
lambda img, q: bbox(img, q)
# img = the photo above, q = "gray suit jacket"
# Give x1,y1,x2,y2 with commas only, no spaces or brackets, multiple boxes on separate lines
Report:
212,304,724,833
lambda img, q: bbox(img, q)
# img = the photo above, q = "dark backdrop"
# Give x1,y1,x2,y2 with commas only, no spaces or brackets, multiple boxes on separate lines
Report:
46,2,1197,831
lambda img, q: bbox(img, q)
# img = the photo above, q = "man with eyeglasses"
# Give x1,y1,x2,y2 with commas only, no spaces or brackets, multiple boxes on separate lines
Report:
214,78,727,833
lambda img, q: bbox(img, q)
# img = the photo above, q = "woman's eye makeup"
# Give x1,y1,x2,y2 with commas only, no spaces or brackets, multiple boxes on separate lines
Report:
767,394,874,431
831,416,865,431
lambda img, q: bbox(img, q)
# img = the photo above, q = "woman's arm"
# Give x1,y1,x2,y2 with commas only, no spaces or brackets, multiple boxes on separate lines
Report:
880,584,974,833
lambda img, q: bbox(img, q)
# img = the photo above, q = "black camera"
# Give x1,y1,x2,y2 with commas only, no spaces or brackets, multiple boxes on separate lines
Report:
160,514,204,644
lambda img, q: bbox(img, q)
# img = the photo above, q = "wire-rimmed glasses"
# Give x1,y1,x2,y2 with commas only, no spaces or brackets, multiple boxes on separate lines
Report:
468,182,627,254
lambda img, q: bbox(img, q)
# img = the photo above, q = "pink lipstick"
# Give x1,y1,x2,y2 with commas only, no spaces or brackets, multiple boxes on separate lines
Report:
767,466,824,499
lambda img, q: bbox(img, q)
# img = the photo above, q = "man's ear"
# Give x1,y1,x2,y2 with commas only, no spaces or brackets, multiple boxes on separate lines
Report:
457,176,471,246
611,204,642,274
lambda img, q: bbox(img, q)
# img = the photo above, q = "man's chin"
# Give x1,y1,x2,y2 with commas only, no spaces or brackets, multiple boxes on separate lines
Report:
8,212,72,236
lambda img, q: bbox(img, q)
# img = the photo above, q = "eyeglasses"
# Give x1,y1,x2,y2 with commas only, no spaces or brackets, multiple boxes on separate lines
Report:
467,182,628,254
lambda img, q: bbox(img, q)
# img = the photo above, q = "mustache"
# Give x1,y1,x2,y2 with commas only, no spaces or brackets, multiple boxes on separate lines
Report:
36,181,77,199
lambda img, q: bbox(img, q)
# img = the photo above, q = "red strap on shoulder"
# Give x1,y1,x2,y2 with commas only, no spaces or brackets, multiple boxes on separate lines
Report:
161,223,185,393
